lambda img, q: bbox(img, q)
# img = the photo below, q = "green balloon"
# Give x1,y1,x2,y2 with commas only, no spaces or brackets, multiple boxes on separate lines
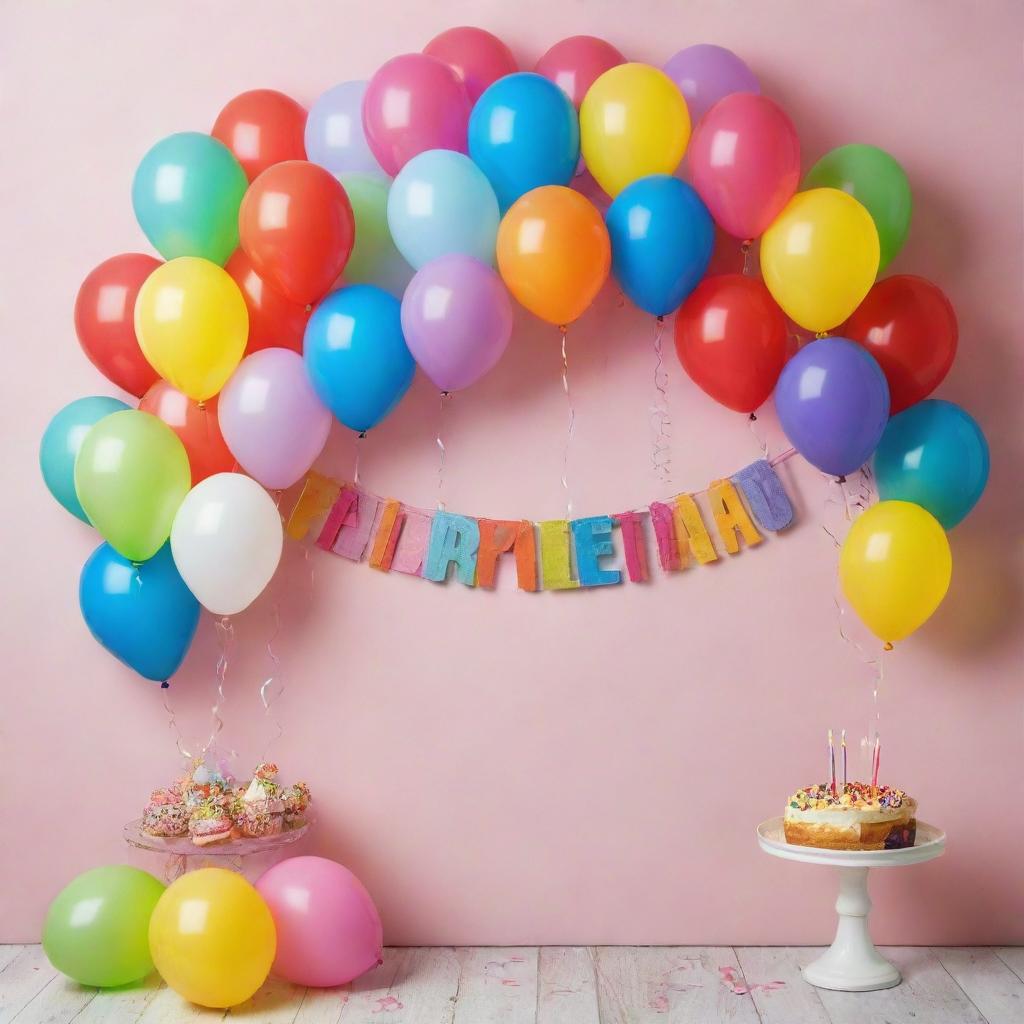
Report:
74,410,191,562
43,866,165,987
339,173,413,298
803,144,912,272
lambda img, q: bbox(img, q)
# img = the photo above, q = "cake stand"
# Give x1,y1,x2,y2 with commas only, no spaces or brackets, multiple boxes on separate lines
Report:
757,817,945,991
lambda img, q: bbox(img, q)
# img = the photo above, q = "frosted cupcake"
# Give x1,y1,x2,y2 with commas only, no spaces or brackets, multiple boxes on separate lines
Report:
188,798,234,846
142,786,189,837
235,763,285,838
284,782,312,829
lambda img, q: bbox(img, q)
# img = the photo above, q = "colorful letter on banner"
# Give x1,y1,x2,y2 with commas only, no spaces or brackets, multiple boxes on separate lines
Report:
649,501,681,572
708,479,762,554
391,509,434,576
333,490,381,560
477,519,538,591
614,511,649,582
732,459,794,531
572,516,621,587
317,486,358,551
673,494,718,565
369,500,403,571
286,472,341,541
539,520,579,590
424,511,479,585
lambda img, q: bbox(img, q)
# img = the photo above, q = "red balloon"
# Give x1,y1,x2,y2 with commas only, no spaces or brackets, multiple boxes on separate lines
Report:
675,274,788,413
239,161,355,306
74,254,162,397
139,382,235,484
534,35,626,109
842,275,958,414
424,26,517,103
212,89,307,181
226,249,310,355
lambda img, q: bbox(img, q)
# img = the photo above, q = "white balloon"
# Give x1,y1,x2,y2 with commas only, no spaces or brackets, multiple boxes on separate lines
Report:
171,474,283,616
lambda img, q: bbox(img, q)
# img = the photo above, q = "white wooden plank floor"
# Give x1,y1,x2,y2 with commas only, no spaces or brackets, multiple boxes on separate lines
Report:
2,945,1022,1024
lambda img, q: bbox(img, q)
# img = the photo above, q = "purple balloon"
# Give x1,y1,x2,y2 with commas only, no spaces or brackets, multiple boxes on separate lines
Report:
774,338,890,478
218,348,332,490
663,44,759,125
400,254,513,391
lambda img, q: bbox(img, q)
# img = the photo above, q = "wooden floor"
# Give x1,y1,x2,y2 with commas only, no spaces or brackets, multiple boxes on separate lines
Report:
2,945,1022,1023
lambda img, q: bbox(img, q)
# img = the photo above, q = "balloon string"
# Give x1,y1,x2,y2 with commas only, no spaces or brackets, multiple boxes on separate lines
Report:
650,316,672,487
201,616,236,760
740,240,753,275
748,412,769,459
436,391,450,511
353,431,365,487
162,689,194,760
559,325,575,518
258,601,285,759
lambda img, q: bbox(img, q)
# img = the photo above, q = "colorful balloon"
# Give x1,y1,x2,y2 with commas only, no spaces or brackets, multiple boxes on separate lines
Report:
239,160,355,305
43,866,165,988
496,186,610,325
401,254,513,391
803,144,911,271
256,856,383,988
761,188,880,333
774,338,890,477
535,35,626,109
363,54,472,176
675,275,787,413
139,382,235,483
387,150,499,269
842,274,957,413
839,500,952,645
305,81,386,177
304,285,415,432
689,93,799,240
218,348,332,490
131,132,247,265
663,44,760,125
579,63,690,198
40,396,131,521
606,175,713,316
135,257,248,401
74,410,191,562
874,400,989,529
225,248,310,355
339,174,414,297
424,26,517,102
74,254,161,396
468,73,580,210
149,868,275,1009
212,89,307,181
80,542,200,682
170,473,283,616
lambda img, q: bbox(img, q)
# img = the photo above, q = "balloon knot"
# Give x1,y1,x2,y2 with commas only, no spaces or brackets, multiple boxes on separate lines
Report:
836,475,847,484
656,315,664,324
558,324,568,336
748,413,757,422
883,641,894,652
161,681,170,689
441,391,451,398
815,331,829,339
740,240,752,252
358,431,367,439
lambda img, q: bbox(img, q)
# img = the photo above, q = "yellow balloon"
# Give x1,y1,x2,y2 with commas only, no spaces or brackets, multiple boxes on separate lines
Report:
760,188,880,333
579,63,690,198
148,868,275,1008
135,257,248,401
839,500,951,646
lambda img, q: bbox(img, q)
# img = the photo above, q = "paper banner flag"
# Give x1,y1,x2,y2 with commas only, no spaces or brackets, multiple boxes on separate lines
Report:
286,471,341,541
649,501,681,573
539,520,580,590
333,489,381,561
317,486,358,551
513,521,539,592
424,511,480,585
673,494,718,565
572,516,621,587
732,459,794,531
708,478,763,554
391,509,434,576
369,500,403,571
476,519,537,590
615,510,649,582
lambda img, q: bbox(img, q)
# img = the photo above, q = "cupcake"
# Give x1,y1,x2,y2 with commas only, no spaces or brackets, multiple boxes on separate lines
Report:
235,763,285,838
188,798,234,846
284,782,312,829
142,785,189,837
182,759,234,810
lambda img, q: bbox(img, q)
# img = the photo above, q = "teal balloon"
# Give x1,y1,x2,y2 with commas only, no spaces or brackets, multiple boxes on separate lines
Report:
874,399,989,528
132,132,247,265
40,397,131,521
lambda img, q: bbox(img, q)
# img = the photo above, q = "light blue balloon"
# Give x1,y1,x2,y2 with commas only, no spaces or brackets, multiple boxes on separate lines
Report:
606,175,714,316
468,72,579,210
874,399,989,529
387,150,499,269
304,285,415,433
305,81,387,178
40,397,131,521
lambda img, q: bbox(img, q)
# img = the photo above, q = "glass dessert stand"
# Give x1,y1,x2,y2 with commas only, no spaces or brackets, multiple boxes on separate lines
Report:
757,816,945,991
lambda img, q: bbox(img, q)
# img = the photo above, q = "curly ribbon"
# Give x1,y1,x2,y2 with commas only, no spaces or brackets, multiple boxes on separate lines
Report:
559,325,575,518
161,688,194,760
650,316,672,486
258,601,285,759
437,390,451,511
203,615,236,759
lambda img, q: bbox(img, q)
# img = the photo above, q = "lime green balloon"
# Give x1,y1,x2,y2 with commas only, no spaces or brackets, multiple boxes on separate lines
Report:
803,144,911,271
339,173,413,297
43,866,165,987
74,410,191,562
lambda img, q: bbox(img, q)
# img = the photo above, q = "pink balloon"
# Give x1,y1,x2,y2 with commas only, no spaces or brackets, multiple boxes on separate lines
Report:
363,54,472,176
256,856,383,988
688,93,800,240
424,26,517,103
534,35,626,109
218,348,332,490
401,254,513,392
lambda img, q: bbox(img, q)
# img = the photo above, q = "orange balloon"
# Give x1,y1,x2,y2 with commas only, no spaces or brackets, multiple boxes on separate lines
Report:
496,186,610,326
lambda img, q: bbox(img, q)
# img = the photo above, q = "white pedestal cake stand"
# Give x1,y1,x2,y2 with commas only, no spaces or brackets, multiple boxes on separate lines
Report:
757,817,945,992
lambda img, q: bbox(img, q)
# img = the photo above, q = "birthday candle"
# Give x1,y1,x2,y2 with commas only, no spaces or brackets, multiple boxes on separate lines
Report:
871,735,880,789
841,729,847,790
828,729,836,796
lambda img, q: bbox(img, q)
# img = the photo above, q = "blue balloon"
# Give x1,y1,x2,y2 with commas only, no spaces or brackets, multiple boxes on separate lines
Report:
40,397,131,521
874,399,989,528
468,72,579,210
606,175,714,316
80,543,200,683
304,285,416,433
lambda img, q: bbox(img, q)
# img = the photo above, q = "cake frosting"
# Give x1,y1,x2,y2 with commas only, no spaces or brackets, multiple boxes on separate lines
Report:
783,782,917,850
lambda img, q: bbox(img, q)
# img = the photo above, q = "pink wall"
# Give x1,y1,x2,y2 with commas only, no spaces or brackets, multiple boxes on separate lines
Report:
3,1,1022,944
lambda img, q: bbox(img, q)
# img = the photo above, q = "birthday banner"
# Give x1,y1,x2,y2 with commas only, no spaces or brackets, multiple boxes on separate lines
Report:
284,457,794,591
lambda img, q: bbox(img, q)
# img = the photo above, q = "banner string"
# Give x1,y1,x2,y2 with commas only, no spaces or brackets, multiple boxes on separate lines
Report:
559,325,575,518
437,390,450,511
650,316,672,486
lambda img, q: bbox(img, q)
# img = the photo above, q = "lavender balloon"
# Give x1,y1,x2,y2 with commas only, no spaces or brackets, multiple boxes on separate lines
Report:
401,254,513,391
305,81,386,178
663,44,759,125
218,348,333,490
774,338,890,478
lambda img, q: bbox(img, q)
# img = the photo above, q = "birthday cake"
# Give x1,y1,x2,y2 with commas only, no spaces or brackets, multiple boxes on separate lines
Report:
783,782,917,851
